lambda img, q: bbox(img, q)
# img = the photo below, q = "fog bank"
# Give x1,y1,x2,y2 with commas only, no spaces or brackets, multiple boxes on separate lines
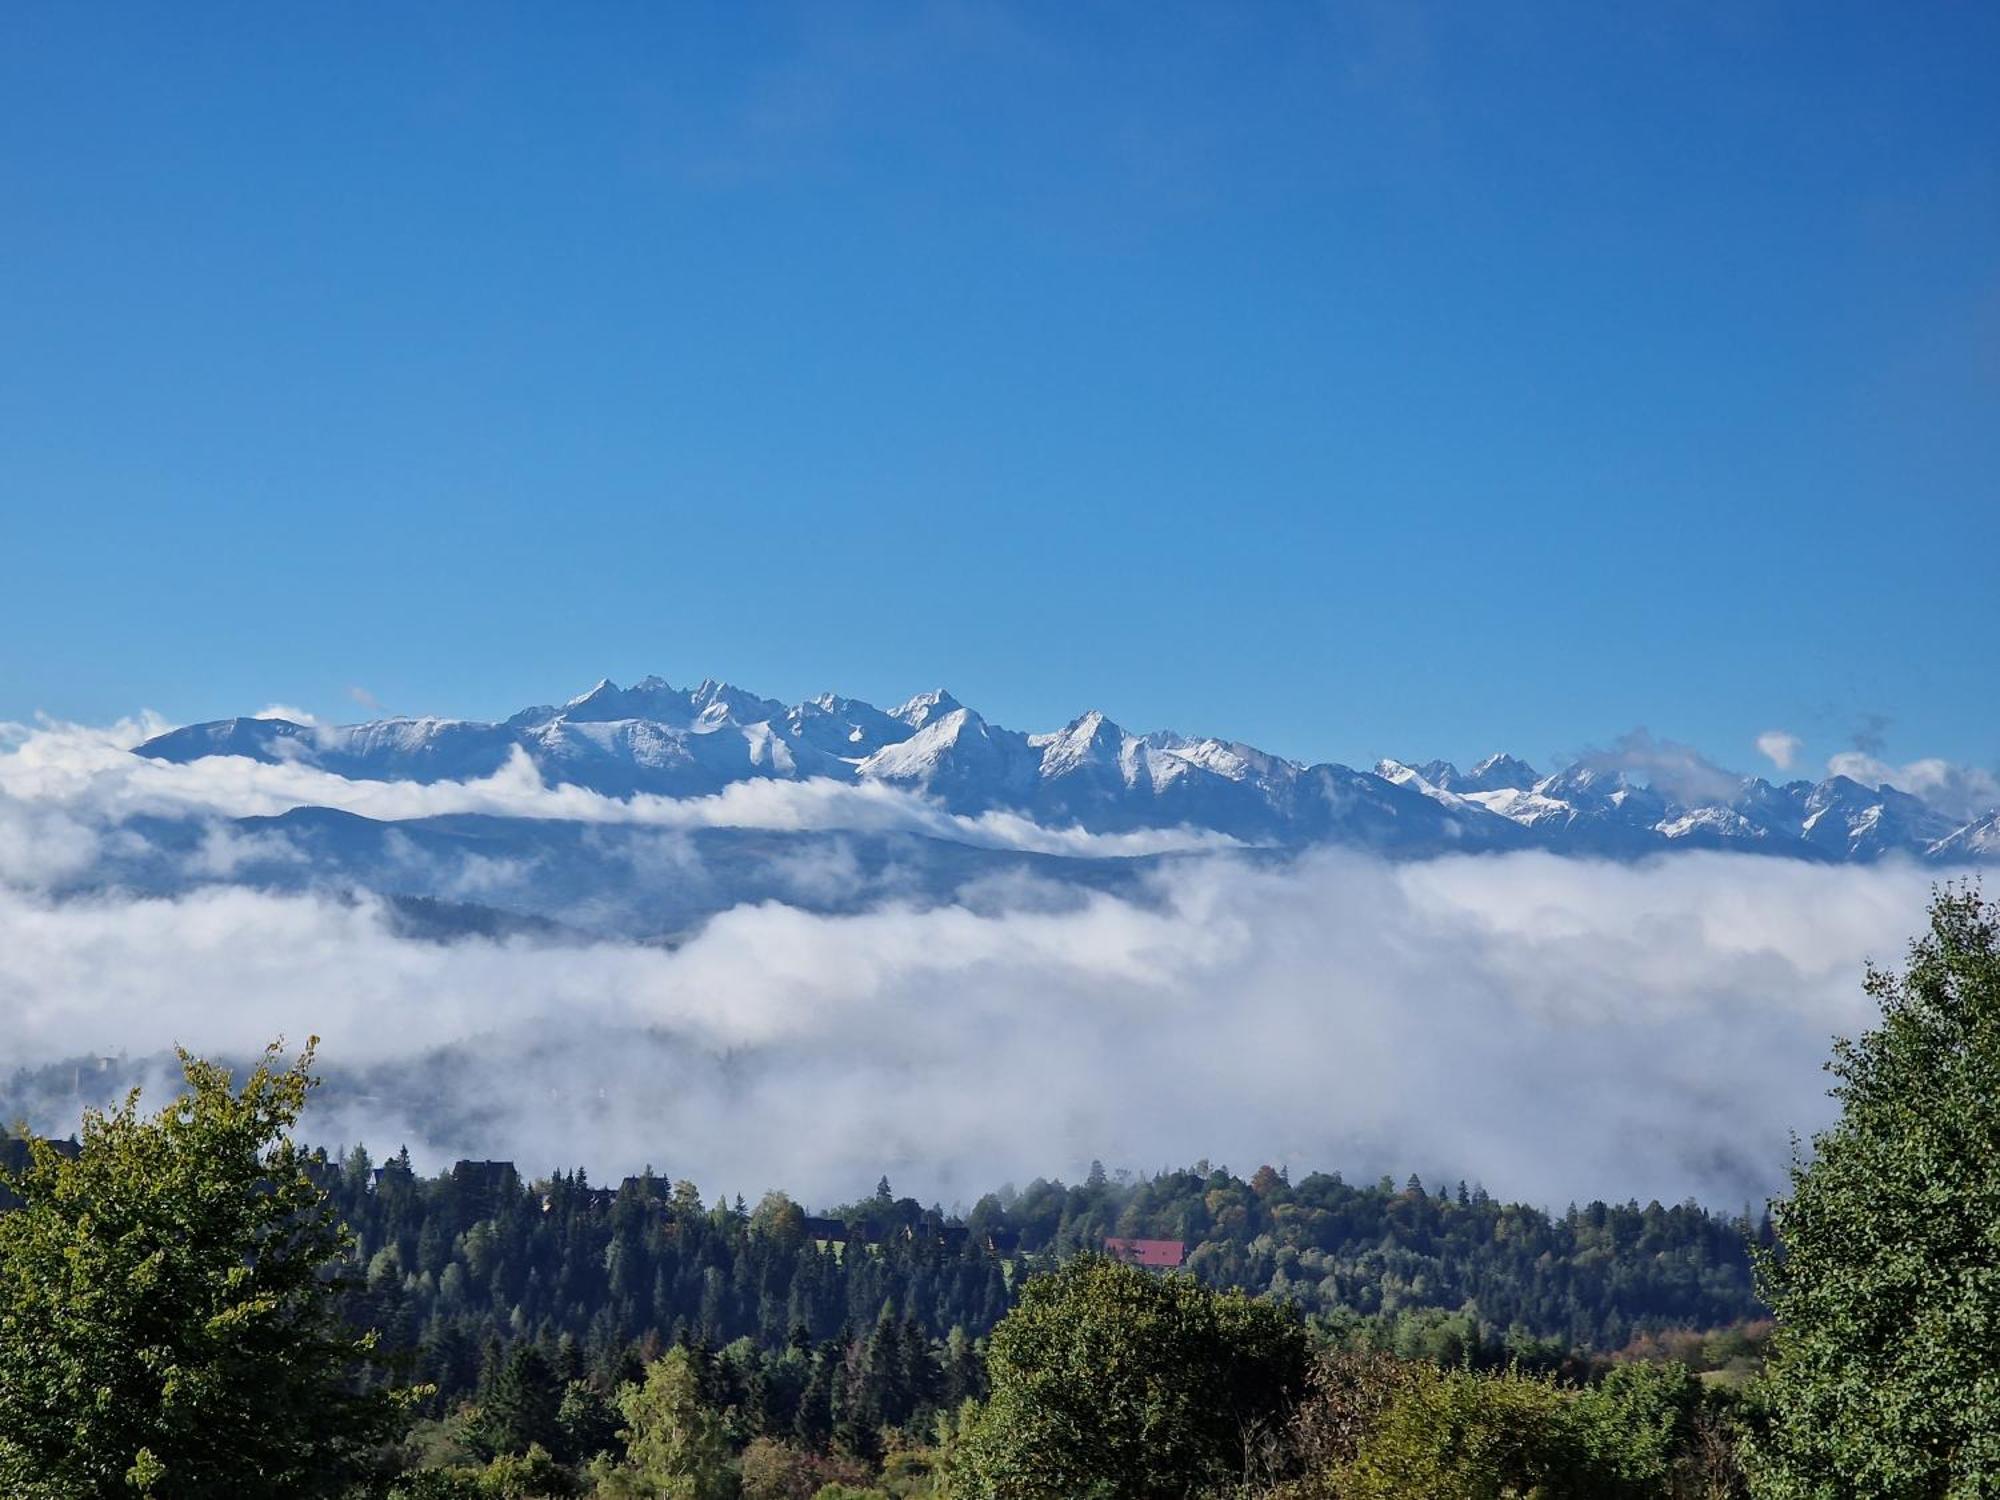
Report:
0,849,1929,1209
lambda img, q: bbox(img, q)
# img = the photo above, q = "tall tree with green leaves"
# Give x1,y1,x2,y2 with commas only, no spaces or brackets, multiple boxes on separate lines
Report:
1751,887,2000,1497
593,1345,740,1499
954,1254,1310,1499
0,1040,407,1498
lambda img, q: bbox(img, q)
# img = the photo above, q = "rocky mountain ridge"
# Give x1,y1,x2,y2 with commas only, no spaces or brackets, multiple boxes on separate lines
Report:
137,676,1994,863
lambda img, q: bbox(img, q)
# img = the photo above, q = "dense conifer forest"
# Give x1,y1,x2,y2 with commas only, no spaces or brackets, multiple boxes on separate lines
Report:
324,1149,1770,1413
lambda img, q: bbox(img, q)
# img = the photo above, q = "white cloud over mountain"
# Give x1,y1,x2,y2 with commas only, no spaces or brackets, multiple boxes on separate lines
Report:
1826,750,2000,825
0,707,1977,1211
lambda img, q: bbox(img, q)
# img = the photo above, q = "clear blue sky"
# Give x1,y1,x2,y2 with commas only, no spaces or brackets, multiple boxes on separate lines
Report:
3,3,1995,775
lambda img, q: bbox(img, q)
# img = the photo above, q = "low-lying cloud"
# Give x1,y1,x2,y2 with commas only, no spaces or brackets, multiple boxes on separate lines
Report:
0,849,1934,1212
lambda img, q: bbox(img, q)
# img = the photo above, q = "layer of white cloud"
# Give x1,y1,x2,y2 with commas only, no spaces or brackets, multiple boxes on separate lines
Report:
0,850,1932,1210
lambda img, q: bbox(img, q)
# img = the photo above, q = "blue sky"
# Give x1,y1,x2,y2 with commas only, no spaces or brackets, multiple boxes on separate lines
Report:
2,3,1994,778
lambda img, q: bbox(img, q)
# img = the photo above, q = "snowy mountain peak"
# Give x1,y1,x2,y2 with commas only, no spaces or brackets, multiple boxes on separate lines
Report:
890,688,962,730
1465,754,1541,792
1053,709,1119,745
1374,758,1434,791
1037,711,1131,777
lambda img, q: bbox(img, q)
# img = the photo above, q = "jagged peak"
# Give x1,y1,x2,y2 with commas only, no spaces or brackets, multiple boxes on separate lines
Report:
890,688,962,728
1461,753,1540,792
1058,708,1122,741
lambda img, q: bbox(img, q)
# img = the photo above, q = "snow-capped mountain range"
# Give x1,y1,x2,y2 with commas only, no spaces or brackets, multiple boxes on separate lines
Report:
139,675,1997,864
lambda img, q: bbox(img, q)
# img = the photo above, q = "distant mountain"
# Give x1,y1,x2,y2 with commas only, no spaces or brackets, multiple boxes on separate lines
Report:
137,675,1998,865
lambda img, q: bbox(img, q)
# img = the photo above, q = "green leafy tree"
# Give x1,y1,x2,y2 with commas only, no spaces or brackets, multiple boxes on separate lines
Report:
388,1471,487,1500
954,1254,1310,1499
475,1441,580,1497
1335,1364,1582,1499
1568,1362,1708,1498
594,1346,740,1499
1750,887,2000,1497
0,1041,406,1499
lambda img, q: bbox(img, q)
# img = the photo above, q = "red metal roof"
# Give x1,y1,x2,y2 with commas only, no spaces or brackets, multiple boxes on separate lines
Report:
1103,1237,1185,1268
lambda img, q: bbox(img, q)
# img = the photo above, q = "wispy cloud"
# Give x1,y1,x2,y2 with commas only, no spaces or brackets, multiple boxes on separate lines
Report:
1756,730,1802,772
1850,712,1893,758
1576,728,1743,804
1826,750,2000,823
253,704,320,726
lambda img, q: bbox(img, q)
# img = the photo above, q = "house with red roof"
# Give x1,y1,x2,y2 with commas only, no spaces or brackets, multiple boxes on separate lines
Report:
1103,1236,1186,1269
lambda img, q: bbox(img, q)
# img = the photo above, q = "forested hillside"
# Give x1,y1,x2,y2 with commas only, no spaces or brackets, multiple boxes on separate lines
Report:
322,1148,1768,1409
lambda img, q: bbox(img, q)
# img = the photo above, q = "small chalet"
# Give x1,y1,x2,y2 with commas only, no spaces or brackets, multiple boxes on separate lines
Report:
802,1216,851,1244
1103,1236,1186,1269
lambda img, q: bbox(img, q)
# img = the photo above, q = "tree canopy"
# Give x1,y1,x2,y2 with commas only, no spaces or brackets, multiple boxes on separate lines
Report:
1751,886,2000,1497
955,1254,1311,1498
0,1041,406,1499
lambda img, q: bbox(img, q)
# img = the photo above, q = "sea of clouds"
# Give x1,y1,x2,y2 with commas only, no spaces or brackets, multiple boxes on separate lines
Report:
0,714,1950,1212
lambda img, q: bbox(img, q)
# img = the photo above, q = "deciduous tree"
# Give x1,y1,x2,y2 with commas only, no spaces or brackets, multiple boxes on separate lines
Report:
0,1041,406,1499
1750,887,2000,1496
955,1254,1310,1498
